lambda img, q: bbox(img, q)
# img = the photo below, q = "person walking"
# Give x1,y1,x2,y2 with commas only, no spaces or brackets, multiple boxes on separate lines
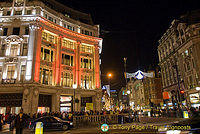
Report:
14,108,26,134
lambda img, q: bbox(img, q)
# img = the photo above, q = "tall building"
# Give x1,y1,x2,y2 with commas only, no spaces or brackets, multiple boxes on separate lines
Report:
0,0,103,115
157,10,200,108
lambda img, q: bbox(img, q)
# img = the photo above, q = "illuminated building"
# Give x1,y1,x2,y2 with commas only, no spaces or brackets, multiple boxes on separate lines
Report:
0,0,102,114
157,10,200,108
127,71,162,110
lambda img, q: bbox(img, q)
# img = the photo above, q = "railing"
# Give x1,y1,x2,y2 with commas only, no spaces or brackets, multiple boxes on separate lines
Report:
73,114,128,128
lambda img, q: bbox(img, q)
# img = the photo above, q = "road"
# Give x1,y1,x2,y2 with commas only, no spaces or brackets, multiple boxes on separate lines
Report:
0,123,168,134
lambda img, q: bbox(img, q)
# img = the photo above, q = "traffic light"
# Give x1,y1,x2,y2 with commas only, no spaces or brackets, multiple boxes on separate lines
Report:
180,90,185,101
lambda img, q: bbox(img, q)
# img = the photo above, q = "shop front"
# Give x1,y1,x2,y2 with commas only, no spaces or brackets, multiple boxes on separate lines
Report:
37,94,52,113
60,96,72,113
190,93,200,108
81,97,92,111
0,93,23,115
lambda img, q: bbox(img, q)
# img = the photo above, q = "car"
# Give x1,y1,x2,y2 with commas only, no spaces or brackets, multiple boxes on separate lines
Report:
29,116,73,131
158,115,200,134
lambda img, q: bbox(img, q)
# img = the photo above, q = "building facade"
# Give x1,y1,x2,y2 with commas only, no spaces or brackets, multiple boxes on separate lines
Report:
127,71,162,110
0,0,103,115
157,10,200,108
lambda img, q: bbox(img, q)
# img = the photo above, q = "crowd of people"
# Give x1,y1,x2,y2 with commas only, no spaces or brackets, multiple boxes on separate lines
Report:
0,106,200,133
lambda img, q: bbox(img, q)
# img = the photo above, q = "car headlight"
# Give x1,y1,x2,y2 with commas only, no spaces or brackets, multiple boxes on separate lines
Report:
70,122,73,125
166,130,181,134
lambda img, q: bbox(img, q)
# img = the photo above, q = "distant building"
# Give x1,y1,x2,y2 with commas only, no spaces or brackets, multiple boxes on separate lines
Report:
127,71,162,110
0,0,102,115
157,10,200,108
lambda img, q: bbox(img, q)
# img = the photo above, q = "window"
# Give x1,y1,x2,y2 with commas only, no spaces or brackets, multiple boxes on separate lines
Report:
40,68,53,85
22,43,28,56
10,44,19,56
67,25,72,30
85,30,89,35
0,44,6,56
27,10,32,15
3,28,8,36
48,16,53,22
81,58,92,69
48,35,54,43
20,65,26,81
7,65,15,79
81,75,93,89
45,14,47,19
6,11,11,16
41,47,54,62
64,24,66,28
62,54,73,66
15,10,22,15
62,39,75,49
61,72,73,87
80,45,93,53
13,27,20,35
42,32,47,40
25,27,29,35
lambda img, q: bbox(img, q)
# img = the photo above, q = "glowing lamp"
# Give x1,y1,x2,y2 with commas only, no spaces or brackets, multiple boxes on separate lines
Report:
180,90,184,94
196,87,200,91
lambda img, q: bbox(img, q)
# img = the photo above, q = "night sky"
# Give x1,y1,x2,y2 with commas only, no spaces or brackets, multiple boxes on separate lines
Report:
57,0,199,90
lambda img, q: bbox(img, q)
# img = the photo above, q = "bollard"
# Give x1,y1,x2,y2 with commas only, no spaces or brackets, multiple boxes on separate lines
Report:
35,122,43,134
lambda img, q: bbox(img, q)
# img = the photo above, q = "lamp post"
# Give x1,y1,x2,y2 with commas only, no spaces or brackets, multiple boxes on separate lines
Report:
108,73,112,110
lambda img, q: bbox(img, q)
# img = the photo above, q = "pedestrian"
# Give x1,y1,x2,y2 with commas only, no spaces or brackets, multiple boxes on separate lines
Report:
14,108,26,134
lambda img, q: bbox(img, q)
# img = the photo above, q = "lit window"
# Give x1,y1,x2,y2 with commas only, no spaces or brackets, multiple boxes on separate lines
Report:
10,44,19,56
81,75,93,89
20,65,26,81
22,43,28,56
80,45,93,53
40,68,53,85
62,54,73,66
42,32,47,40
7,65,15,79
81,58,92,69
61,72,73,87
40,47,54,62
62,39,75,49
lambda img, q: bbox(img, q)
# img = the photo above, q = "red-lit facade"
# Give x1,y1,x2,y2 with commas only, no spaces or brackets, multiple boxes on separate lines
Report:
0,0,102,115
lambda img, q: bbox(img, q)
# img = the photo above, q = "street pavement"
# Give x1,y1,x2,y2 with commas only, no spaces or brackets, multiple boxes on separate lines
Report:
0,123,171,134
0,118,184,134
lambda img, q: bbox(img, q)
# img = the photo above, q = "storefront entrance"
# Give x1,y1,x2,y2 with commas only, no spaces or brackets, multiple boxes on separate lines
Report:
81,97,92,111
0,93,22,115
38,94,52,113
60,96,72,112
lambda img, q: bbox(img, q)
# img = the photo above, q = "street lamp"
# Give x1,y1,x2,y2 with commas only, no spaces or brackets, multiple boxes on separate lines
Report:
107,73,112,109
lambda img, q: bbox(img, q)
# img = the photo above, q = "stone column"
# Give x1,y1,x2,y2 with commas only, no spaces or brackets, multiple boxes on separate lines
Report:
75,93,81,111
22,88,39,115
52,90,61,112
75,41,81,88
31,88,39,115
94,45,100,89
22,88,31,114
25,23,39,81
33,26,43,82
55,35,62,85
